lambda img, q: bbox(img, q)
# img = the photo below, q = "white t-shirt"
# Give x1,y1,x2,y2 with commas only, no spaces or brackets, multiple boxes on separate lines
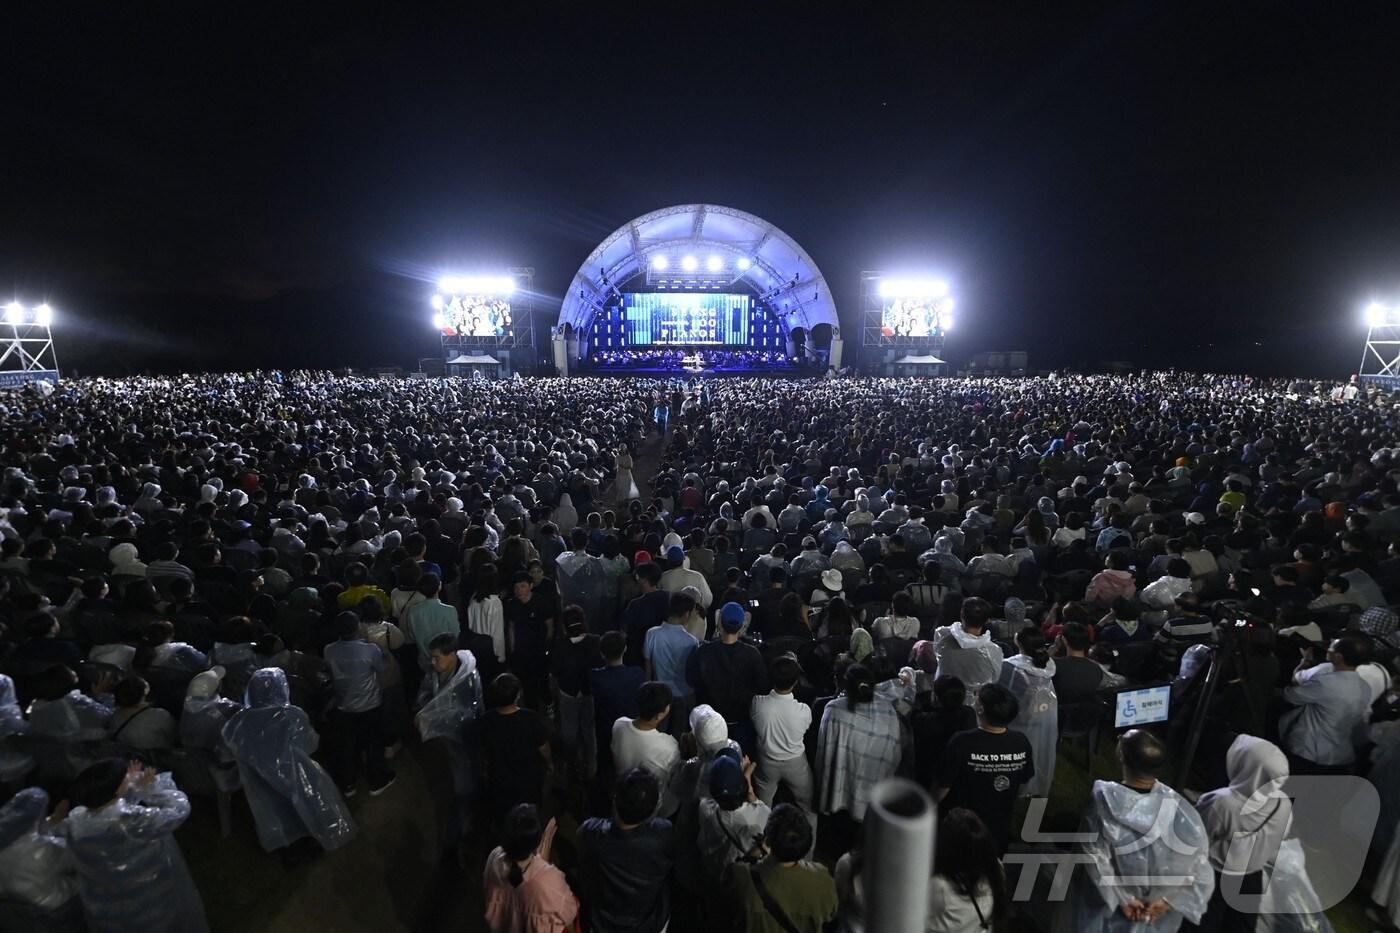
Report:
611,717,681,813
873,615,919,641
1293,661,1388,704
750,691,813,762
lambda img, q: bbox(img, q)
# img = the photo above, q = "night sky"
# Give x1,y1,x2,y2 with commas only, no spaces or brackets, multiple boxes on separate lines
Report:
4,5,1400,377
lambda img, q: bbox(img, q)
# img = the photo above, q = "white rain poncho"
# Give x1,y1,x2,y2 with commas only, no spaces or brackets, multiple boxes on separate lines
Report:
555,549,609,628
220,668,356,852
997,655,1059,797
414,649,483,742
63,772,208,933
0,787,78,914
0,673,33,783
1055,780,1214,932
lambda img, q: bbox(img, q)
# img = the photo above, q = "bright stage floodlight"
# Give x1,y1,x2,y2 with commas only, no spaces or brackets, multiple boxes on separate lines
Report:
3,303,21,325
33,304,52,327
437,275,515,295
1366,302,1393,327
737,257,752,270
432,312,447,329
681,255,698,272
651,255,669,271
430,294,444,310
706,255,723,273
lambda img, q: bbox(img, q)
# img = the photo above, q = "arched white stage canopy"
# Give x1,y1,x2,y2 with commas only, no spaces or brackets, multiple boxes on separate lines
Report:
557,204,839,338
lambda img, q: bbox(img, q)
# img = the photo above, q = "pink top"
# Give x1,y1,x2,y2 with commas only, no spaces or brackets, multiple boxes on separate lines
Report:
483,848,579,933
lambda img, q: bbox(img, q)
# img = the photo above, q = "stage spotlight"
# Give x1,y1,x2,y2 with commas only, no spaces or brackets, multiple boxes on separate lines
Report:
681,255,698,272
706,255,723,272
651,255,669,271
33,304,52,327
3,302,21,325
432,312,447,329
430,294,444,310
1366,302,1391,327
737,257,752,270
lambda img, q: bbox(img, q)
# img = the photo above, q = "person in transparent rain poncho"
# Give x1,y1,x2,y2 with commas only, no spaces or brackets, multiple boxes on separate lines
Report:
1196,735,1333,933
0,673,34,789
996,625,1059,798
0,787,82,930
221,667,356,853
61,759,209,933
1054,730,1213,933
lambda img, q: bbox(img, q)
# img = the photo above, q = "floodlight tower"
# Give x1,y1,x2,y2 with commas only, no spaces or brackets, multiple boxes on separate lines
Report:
0,301,59,386
1361,302,1400,387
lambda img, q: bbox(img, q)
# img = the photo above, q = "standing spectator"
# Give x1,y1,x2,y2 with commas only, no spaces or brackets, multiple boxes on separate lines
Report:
323,611,395,797
504,571,555,711
576,767,676,933
697,749,771,887
750,654,814,811
1050,621,1112,704
402,573,460,670
934,684,1033,854
932,597,1005,705
996,625,1059,797
482,673,552,817
1057,730,1213,931
467,564,506,665
644,591,700,734
687,601,768,748
222,668,356,854
725,803,838,933
1194,735,1299,933
611,681,681,817
621,561,670,668
415,632,484,851
910,676,977,790
590,631,645,783
815,664,901,824
550,605,601,779
927,808,1006,933
483,804,578,933
62,760,209,933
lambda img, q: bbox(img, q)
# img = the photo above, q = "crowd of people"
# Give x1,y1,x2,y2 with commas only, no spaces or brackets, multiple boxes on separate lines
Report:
0,369,1396,932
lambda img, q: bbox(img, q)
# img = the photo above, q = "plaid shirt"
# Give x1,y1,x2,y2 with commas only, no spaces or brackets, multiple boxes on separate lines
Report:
816,697,902,820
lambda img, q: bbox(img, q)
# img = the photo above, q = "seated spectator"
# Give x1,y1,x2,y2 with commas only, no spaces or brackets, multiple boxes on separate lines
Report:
1086,550,1137,608
106,675,178,750
62,760,208,933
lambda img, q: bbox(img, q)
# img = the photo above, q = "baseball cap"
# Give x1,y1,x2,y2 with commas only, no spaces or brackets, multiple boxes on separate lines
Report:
719,601,747,631
802,536,817,549
666,544,685,563
709,751,747,801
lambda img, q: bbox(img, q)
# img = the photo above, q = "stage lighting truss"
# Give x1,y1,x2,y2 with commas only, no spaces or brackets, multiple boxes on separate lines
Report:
1361,301,1400,382
0,301,59,385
